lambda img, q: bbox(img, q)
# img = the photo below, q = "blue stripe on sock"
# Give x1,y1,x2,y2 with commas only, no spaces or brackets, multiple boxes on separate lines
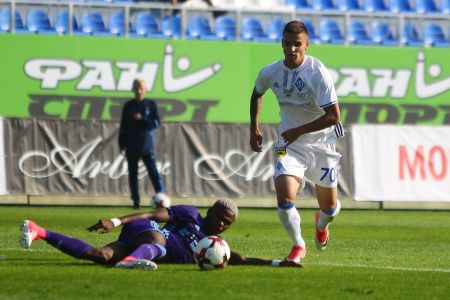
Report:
278,203,295,210
321,206,337,216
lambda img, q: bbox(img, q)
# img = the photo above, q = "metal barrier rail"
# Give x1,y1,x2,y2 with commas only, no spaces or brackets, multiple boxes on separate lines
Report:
1,0,449,45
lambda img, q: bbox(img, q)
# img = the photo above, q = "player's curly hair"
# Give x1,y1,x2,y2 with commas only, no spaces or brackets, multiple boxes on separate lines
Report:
283,20,309,36
213,198,238,219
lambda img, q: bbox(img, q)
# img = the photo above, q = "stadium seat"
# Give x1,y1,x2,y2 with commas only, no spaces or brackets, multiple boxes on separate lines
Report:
415,0,440,13
109,12,135,36
186,15,219,40
109,12,125,36
162,14,181,38
319,19,345,44
26,10,55,34
442,0,450,14
389,0,414,13
81,12,110,36
285,0,312,9
338,0,363,11
215,16,237,40
266,18,285,42
423,23,450,47
312,0,338,10
0,8,25,32
303,20,319,44
348,21,375,45
54,10,80,35
365,0,390,12
134,12,166,38
401,22,424,46
372,21,398,45
241,17,271,42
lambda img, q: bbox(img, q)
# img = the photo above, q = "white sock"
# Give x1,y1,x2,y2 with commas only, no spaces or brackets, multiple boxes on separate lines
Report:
317,199,341,231
277,205,305,248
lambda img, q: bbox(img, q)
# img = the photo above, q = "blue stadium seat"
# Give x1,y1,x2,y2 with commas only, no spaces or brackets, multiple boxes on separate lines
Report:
186,16,219,40
442,0,450,14
338,0,363,11
109,12,134,36
348,21,375,45
162,14,181,38
319,19,344,44
285,0,312,9
26,10,55,34
312,0,338,10
401,22,423,46
54,10,80,35
389,0,414,13
365,0,390,12
415,0,440,13
423,23,450,47
109,12,124,36
266,18,285,42
372,21,398,45
303,20,319,44
134,12,166,38
241,17,271,42
215,16,236,40
0,8,25,32
81,12,110,36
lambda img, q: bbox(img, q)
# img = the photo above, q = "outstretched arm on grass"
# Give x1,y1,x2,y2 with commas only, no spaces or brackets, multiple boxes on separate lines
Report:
86,209,170,234
229,251,303,268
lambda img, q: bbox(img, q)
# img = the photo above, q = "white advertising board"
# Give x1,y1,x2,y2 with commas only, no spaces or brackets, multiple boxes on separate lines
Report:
352,125,450,201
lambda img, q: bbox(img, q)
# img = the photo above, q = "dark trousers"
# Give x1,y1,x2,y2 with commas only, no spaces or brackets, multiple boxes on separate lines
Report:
127,151,164,206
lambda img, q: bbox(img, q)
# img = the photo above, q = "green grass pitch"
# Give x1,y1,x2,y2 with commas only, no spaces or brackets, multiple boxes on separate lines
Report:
0,205,449,300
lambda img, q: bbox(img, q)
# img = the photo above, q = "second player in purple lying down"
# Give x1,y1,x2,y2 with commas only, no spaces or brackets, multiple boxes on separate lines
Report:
21,199,302,269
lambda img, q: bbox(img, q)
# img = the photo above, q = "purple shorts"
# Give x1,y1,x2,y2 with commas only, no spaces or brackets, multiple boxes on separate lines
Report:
118,219,168,247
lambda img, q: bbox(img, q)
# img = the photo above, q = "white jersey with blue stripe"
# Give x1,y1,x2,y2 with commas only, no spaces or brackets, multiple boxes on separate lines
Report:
255,56,344,145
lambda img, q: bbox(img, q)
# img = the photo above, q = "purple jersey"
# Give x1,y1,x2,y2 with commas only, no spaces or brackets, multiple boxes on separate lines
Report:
163,205,208,264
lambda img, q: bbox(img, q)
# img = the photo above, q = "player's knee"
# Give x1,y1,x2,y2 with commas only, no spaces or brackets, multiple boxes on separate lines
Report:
320,199,341,219
87,248,114,264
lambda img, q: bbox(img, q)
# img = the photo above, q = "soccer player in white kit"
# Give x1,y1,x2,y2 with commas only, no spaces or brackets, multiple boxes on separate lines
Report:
249,20,344,263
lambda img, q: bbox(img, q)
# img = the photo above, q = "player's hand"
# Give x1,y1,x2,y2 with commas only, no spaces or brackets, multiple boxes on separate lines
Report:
134,112,142,120
87,220,114,234
250,130,263,152
280,260,304,268
281,127,302,145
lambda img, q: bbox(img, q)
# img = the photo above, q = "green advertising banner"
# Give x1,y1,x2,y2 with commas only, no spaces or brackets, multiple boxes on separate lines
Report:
0,34,449,125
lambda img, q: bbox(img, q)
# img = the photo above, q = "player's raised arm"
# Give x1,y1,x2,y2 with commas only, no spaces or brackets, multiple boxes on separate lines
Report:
228,250,303,268
250,87,264,152
87,208,170,233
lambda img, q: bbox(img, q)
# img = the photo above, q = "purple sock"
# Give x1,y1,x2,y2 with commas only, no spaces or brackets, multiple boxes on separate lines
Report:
45,230,93,258
125,243,166,261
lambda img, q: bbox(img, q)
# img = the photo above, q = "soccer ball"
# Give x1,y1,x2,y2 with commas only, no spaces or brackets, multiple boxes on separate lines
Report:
194,236,231,270
151,193,171,209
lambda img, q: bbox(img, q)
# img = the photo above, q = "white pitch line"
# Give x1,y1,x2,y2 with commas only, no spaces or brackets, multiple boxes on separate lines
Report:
313,262,450,273
2,248,450,273
1,247,57,253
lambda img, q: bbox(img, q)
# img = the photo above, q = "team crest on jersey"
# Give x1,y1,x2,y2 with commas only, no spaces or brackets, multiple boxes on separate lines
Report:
273,82,280,90
295,77,305,92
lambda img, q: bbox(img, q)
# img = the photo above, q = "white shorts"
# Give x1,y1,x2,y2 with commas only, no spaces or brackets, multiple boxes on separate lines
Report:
273,141,342,189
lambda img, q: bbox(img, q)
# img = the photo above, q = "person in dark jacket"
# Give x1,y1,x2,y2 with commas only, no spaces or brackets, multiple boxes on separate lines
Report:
119,78,169,209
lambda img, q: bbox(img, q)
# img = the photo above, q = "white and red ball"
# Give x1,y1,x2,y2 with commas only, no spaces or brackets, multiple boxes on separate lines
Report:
151,193,171,209
194,236,231,270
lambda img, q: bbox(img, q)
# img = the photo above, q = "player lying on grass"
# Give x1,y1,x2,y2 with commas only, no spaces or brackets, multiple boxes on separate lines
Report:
20,199,301,270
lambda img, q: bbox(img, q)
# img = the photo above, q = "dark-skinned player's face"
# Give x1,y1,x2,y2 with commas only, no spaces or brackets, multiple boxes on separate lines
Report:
205,205,236,235
282,31,309,68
